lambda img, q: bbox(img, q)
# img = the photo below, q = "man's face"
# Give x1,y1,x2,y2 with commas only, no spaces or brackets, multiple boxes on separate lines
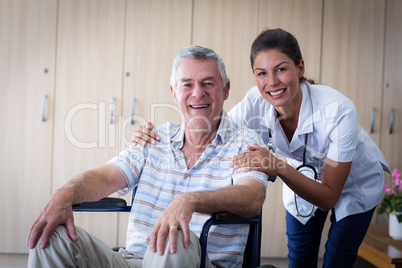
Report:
171,58,230,131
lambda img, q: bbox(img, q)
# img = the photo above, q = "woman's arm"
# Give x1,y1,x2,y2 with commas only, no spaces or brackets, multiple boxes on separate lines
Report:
278,158,351,211
232,145,351,211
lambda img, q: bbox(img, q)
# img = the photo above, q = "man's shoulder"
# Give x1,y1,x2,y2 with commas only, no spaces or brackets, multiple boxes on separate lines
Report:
152,121,180,140
223,116,265,146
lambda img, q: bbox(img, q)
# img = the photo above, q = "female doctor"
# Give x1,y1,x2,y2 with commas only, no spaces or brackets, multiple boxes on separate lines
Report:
132,28,389,268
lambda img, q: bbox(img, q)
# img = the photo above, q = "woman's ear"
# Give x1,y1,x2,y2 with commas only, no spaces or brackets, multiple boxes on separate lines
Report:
298,59,305,78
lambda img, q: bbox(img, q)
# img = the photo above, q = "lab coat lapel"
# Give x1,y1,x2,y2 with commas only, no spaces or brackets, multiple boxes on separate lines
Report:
289,84,314,154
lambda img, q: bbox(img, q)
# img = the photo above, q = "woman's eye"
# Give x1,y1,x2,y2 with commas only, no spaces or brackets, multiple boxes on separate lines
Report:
277,67,286,72
257,72,266,76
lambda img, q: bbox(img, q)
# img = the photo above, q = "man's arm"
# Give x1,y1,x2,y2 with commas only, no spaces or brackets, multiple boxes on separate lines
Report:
148,178,266,256
26,164,127,249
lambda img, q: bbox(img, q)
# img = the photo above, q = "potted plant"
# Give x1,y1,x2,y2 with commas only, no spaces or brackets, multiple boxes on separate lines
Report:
377,169,402,239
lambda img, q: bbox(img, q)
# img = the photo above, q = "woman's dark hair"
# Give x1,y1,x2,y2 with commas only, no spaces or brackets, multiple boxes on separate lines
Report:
250,28,310,83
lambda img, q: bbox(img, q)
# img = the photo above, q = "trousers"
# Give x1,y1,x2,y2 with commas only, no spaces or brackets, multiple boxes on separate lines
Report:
286,207,375,268
28,225,214,268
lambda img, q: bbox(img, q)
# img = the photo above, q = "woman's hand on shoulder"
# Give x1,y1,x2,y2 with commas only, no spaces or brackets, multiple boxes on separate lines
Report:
231,144,286,176
132,122,160,146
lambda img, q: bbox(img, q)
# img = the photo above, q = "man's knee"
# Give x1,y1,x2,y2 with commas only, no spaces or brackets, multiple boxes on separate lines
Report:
143,230,201,268
28,225,79,268
31,225,72,251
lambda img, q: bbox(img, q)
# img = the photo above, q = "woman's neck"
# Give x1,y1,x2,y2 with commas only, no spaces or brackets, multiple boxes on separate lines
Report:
276,90,303,142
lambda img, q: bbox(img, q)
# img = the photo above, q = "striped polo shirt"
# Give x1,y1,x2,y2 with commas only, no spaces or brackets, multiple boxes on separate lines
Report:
108,111,268,267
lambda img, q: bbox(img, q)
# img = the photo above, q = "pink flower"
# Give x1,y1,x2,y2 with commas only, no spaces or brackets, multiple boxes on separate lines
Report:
392,169,401,179
396,178,402,192
385,185,392,194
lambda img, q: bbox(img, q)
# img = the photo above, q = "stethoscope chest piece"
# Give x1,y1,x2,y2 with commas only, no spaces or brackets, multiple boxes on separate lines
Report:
294,133,319,218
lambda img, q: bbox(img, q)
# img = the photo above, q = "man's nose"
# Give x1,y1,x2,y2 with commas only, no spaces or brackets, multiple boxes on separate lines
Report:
192,84,206,98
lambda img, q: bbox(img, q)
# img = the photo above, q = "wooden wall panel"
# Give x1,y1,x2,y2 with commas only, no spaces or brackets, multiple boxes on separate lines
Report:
0,0,57,253
192,0,259,111
321,0,386,146
378,0,402,223
53,0,126,247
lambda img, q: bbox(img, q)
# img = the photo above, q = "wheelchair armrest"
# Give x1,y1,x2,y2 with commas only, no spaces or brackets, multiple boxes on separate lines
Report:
211,211,260,222
268,175,276,182
200,212,261,268
72,197,131,212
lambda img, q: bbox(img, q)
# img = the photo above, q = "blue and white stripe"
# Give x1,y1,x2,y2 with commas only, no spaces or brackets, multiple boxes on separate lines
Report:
108,111,267,267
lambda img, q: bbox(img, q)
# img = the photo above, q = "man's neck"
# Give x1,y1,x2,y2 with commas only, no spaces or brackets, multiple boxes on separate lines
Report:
181,120,220,169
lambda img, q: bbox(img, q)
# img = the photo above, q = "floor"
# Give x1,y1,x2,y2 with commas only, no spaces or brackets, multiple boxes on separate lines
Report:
0,254,374,268
0,254,28,268
0,254,298,268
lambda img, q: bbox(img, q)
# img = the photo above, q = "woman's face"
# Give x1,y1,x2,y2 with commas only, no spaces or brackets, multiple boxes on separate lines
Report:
253,49,304,113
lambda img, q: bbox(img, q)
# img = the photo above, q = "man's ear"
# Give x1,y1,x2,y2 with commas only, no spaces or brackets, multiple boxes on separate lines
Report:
170,85,178,104
223,80,230,100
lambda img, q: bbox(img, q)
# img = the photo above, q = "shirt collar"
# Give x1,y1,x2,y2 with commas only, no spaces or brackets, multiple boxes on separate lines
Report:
297,82,314,135
171,110,233,149
270,82,314,153
289,82,314,151
264,88,314,135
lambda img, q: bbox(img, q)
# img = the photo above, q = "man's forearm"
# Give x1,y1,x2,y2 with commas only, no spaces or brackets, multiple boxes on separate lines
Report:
56,165,127,205
185,181,266,218
63,169,107,204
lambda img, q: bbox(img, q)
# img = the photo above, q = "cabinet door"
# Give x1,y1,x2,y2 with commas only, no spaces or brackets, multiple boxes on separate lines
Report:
0,0,57,253
381,0,402,188
321,0,386,146
53,0,126,247
257,0,323,257
118,0,193,246
192,0,260,110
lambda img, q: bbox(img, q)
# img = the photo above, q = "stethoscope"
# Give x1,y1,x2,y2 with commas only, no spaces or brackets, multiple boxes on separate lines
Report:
268,129,319,217
294,133,318,217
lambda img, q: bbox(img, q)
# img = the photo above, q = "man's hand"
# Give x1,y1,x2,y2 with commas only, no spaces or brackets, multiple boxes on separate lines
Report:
147,193,194,256
26,190,77,249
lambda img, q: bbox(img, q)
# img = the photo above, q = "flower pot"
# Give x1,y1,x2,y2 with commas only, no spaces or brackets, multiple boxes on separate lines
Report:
389,213,402,240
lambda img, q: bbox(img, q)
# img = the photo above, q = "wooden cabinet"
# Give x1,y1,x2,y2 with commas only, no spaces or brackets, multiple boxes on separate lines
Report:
258,0,323,83
380,0,402,182
192,0,259,110
52,0,126,247
321,0,386,148
0,0,57,253
118,0,193,245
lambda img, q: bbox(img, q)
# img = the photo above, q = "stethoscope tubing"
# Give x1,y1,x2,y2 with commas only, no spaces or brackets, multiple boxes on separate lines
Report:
294,133,319,218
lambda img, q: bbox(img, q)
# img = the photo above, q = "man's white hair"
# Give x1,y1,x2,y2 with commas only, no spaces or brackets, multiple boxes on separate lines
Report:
170,46,229,91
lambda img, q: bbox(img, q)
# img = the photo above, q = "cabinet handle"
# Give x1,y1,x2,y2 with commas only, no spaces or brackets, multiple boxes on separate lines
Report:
109,97,114,124
131,98,135,125
370,107,375,134
390,108,394,134
41,95,46,122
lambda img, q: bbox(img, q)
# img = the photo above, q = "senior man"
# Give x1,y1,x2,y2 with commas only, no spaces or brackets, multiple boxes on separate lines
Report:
27,46,268,268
